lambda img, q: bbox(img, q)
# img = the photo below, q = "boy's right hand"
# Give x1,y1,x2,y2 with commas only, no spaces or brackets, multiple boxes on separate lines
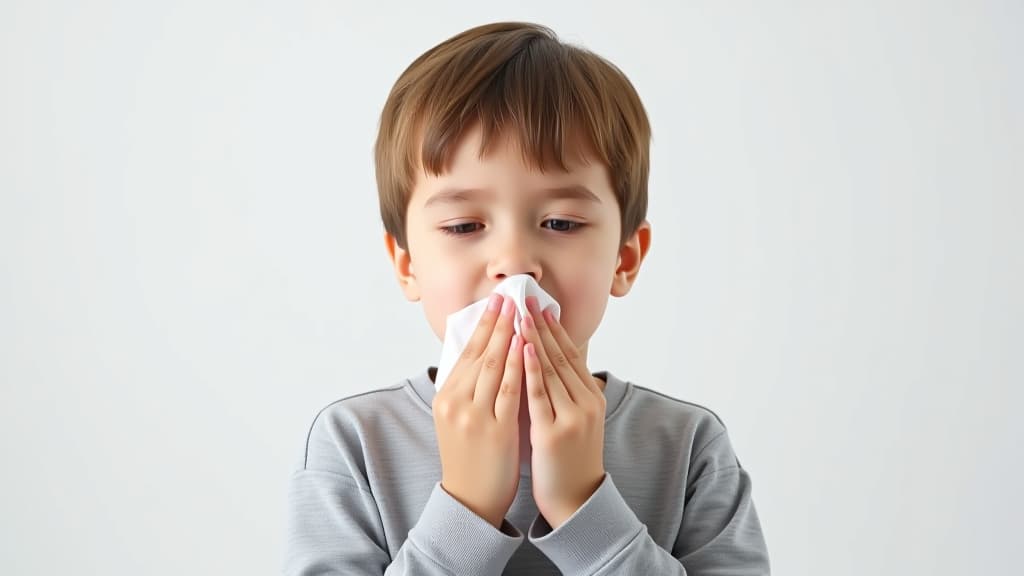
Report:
433,293,524,530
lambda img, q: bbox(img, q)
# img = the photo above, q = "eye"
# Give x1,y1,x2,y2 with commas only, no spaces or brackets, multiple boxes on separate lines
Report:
440,222,482,236
542,219,584,233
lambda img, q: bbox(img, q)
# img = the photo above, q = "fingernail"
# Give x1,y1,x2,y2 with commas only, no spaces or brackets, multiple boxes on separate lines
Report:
500,296,515,317
526,296,538,313
488,293,502,312
523,313,534,330
511,334,519,349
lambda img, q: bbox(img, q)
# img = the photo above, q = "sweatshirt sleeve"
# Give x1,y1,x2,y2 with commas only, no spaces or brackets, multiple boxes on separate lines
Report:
282,408,525,575
527,429,770,575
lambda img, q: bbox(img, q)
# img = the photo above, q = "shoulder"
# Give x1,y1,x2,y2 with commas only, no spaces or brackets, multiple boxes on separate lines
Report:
619,382,728,437
307,380,419,433
623,383,728,424
299,378,427,476
614,380,740,471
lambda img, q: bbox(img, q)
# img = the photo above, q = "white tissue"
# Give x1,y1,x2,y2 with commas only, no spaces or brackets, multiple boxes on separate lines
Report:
434,274,560,390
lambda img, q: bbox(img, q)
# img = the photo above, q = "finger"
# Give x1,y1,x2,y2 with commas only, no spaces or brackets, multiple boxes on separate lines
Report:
523,341,554,426
521,309,573,415
526,296,586,404
450,293,503,398
474,296,517,406
492,333,524,423
540,305,601,398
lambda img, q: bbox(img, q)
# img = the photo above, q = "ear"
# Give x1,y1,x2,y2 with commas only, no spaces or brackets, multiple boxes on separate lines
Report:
384,232,421,302
610,220,652,297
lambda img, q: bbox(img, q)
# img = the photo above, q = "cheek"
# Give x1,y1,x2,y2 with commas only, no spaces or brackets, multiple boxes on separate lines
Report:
554,267,613,347
418,268,476,341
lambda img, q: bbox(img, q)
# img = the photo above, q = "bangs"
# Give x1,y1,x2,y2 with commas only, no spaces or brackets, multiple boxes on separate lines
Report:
413,39,613,176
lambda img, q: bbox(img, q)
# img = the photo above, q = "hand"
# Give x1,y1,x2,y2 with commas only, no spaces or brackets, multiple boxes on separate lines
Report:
520,296,607,529
433,293,525,529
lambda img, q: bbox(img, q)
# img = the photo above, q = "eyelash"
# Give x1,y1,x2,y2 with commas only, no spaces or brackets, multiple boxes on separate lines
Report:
440,219,584,236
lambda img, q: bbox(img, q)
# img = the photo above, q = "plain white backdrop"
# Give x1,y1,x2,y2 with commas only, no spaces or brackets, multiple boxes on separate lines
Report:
1,1,1020,574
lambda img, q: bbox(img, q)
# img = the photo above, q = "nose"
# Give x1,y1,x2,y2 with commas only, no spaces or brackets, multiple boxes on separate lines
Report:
486,230,542,282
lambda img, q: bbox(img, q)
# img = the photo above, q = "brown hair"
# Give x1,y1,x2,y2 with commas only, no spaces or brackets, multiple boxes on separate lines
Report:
375,21,650,250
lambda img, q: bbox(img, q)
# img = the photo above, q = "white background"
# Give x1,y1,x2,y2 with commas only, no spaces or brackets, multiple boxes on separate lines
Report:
2,1,1020,574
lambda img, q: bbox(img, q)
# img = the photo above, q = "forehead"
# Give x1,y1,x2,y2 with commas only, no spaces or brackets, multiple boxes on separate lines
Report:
411,125,614,207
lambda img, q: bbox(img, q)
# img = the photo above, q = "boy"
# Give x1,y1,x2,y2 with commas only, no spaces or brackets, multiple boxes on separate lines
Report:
284,21,770,575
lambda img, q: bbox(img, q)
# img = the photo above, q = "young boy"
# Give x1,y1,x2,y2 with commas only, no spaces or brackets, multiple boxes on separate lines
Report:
284,21,770,575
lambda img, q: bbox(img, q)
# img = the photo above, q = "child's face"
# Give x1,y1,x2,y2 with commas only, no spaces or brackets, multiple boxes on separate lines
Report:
387,125,649,363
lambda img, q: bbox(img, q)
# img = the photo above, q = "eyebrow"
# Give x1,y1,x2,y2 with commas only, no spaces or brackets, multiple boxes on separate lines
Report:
423,185,602,208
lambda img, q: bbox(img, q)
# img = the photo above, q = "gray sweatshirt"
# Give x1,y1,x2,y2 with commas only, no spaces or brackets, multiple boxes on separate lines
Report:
283,367,770,575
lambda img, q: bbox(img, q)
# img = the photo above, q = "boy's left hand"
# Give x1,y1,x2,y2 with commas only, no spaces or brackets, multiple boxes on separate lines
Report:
520,295,607,530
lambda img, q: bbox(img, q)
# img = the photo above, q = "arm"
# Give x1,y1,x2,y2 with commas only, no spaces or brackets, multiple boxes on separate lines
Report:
527,431,770,575
284,297,535,574
283,469,524,575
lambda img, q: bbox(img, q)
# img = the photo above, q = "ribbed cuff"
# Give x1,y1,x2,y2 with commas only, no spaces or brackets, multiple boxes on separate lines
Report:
529,473,645,574
408,482,524,574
